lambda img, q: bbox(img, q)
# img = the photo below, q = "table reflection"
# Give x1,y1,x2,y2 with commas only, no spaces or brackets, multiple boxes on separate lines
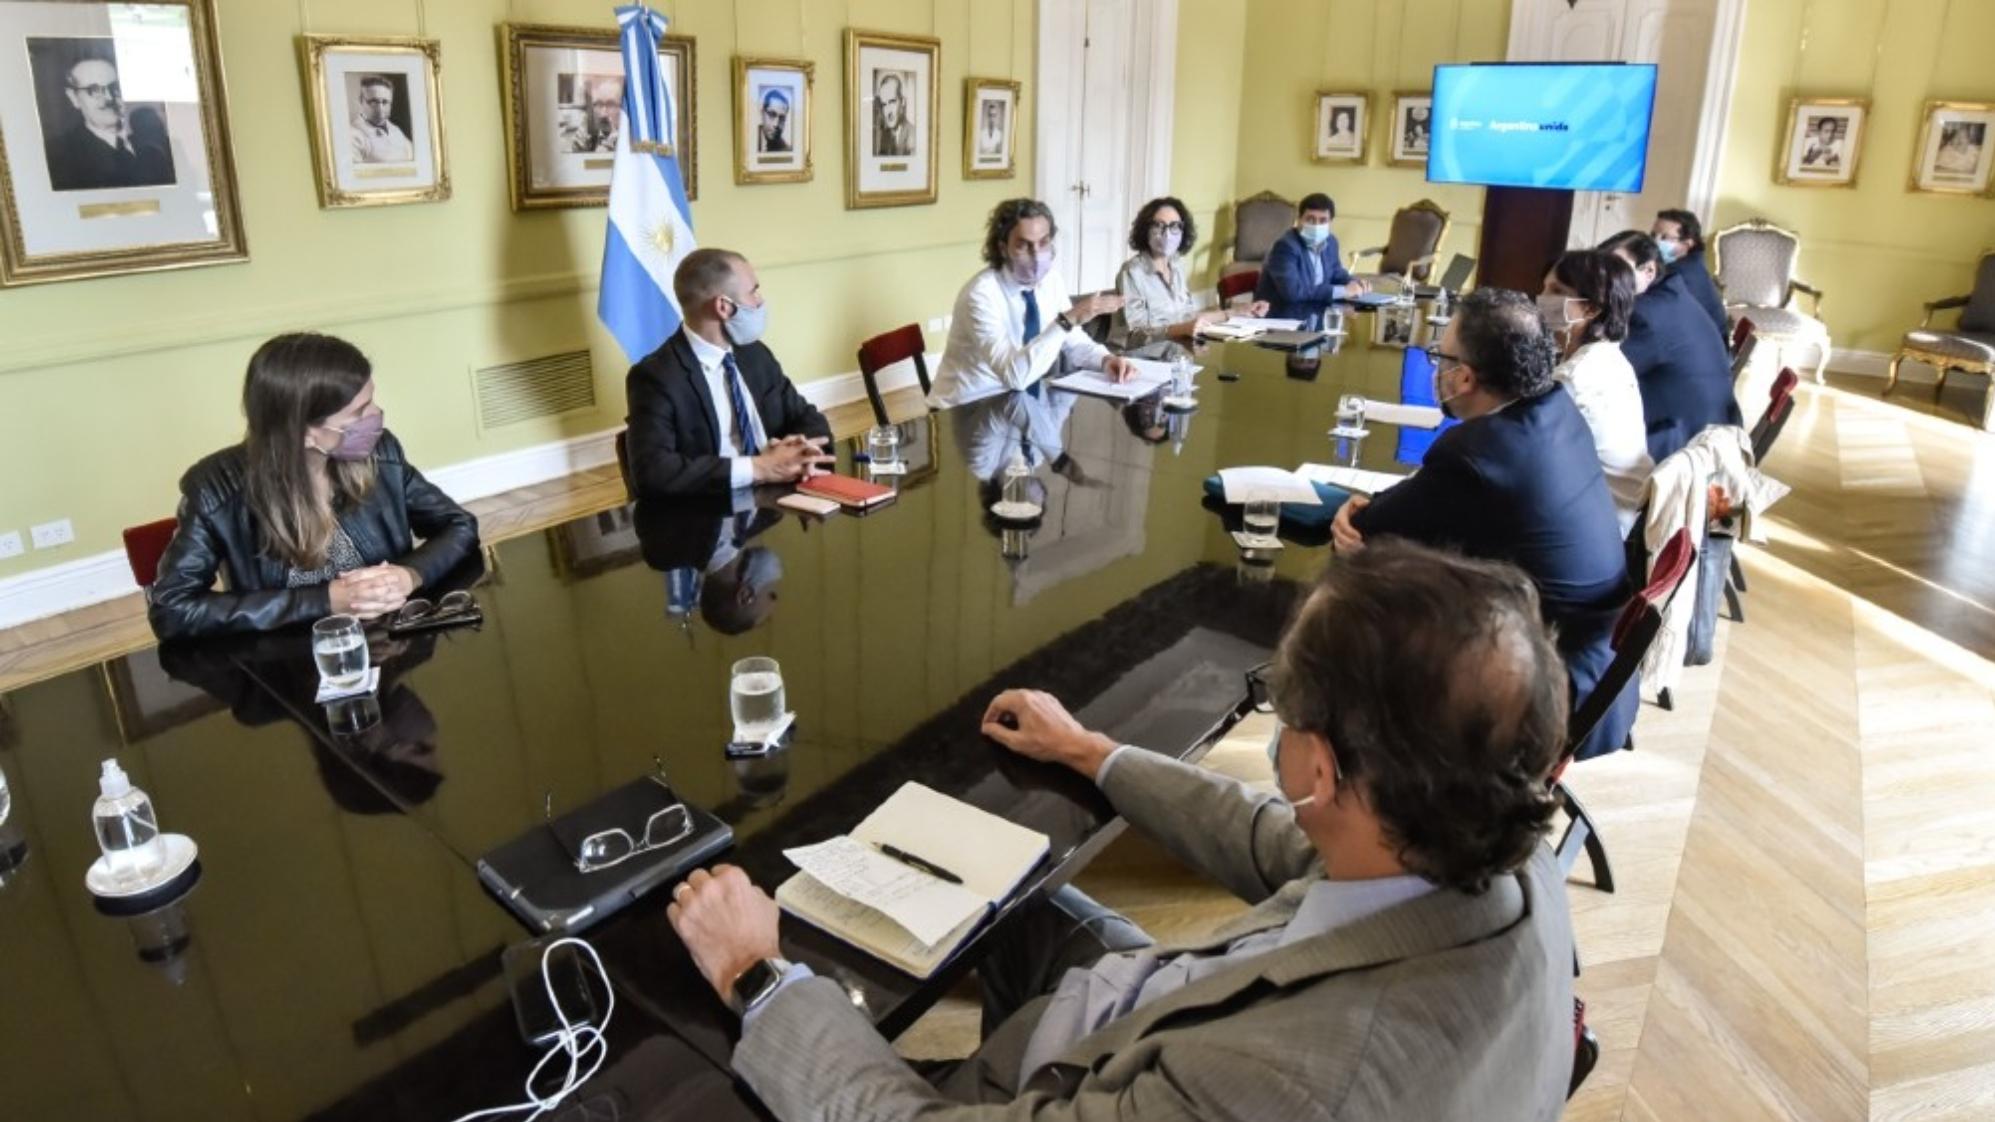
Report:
637,499,787,637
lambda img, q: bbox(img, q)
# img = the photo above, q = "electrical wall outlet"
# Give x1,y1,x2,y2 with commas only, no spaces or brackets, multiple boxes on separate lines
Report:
0,530,22,560
30,518,74,550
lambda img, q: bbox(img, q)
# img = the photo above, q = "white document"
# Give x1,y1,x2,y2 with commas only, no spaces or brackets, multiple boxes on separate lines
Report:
1219,466,1321,505
1120,356,1200,382
1047,362,1173,401
1360,400,1444,429
1298,463,1409,496
1196,322,1259,340
1221,317,1303,332
782,836,985,948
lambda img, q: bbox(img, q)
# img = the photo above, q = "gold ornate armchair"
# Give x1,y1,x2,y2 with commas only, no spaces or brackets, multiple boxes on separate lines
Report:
1712,219,1832,383
1887,249,1995,432
1348,198,1450,289
1221,190,1294,280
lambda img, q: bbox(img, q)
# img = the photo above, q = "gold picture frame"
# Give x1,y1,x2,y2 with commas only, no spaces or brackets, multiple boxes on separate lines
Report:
499,22,697,211
0,0,246,287
298,35,449,209
963,76,1020,180
1313,91,1368,164
1387,91,1431,168
1776,96,1867,188
845,29,940,209
1908,99,1995,196
734,55,813,185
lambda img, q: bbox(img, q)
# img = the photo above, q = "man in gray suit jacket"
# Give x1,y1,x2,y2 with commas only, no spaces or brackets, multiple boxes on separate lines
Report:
668,540,1577,1120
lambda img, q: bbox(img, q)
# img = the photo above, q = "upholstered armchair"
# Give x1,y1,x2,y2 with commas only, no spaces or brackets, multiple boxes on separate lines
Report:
1887,250,1995,431
1712,219,1832,383
1221,190,1294,280
1349,199,1450,289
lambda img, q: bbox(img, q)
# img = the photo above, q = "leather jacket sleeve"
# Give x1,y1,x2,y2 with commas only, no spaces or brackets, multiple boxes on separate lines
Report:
147,496,333,640
388,456,479,588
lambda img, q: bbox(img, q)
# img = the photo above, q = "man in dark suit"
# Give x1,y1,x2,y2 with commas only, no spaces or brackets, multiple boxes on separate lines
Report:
1333,288,1636,761
626,248,834,497
1652,209,1727,339
44,56,174,192
1252,192,1370,321
1601,230,1742,462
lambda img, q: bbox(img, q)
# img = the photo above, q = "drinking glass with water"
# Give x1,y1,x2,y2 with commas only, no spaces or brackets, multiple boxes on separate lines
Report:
1243,499,1281,536
1336,394,1367,433
867,425,901,471
313,615,369,690
730,656,787,738
1324,306,1345,336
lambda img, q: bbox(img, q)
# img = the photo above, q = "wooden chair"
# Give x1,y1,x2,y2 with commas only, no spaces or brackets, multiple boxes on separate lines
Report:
1885,248,1995,431
857,324,931,428
122,517,179,589
1718,367,1801,624
1551,528,1694,894
1216,268,1259,310
1349,198,1451,288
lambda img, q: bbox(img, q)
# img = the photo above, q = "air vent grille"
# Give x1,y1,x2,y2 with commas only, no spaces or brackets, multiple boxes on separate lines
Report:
474,349,595,430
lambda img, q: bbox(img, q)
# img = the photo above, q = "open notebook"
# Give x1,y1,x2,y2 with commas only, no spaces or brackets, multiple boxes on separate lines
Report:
776,782,1050,978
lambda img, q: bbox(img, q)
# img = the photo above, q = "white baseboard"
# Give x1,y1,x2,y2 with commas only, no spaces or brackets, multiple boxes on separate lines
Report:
0,355,936,632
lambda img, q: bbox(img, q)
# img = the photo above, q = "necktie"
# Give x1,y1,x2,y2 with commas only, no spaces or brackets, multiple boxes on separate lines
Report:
1021,289,1042,398
722,353,760,456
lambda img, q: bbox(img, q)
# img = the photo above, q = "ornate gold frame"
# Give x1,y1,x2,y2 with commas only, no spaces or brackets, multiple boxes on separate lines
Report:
1908,99,1995,197
1775,95,1868,188
844,29,940,209
0,0,246,287
499,23,697,211
298,35,449,210
1312,91,1369,165
962,76,1020,180
734,55,814,185
1386,91,1431,168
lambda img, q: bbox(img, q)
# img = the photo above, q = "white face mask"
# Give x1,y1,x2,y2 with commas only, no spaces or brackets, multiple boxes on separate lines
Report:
1266,723,1320,810
1536,293,1583,333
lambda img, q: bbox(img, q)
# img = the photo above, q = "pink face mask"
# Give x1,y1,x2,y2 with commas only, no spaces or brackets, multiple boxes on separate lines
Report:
322,410,385,461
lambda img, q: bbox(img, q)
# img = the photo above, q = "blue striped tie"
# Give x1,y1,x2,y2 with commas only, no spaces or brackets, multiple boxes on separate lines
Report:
1022,289,1042,398
723,352,760,455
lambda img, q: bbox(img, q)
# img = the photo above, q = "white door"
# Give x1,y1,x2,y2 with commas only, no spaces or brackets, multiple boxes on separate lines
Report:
1508,0,1741,248
1036,0,1177,294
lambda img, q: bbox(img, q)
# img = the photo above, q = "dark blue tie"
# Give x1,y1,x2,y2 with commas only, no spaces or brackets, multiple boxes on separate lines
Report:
722,353,759,455
1021,289,1042,398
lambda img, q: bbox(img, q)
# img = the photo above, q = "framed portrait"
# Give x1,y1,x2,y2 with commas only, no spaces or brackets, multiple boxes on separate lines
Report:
1388,92,1431,167
845,29,939,209
734,55,812,185
547,503,643,582
1910,100,1995,196
1313,91,1367,163
1777,97,1866,187
964,77,1019,179
0,0,244,287
298,36,447,209
101,647,224,745
500,22,696,211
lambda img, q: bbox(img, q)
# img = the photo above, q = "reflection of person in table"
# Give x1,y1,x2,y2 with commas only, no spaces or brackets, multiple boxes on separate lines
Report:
873,71,915,157
1403,104,1430,154
1935,122,1983,176
1800,116,1843,170
635,499,785,636
349,75,414,164
976,99,1006,159
756,87,792,154
44,55,175,191
1325,106,1356,151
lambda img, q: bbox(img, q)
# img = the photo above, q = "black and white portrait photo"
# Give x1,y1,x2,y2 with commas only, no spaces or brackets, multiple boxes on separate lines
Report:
734,57,812,184
845,30,938,207
502,24,696,209
1912,100,1995,195
301,36,447,209
964,77,1018,179
27,37,175,192
557,72,622,154
1402,105,1430,154
1799,116,1844,170
1389,93,1431,166
977,100,1005,158
756,85,792,153
1313,92,1367,162
1779,98,1865,187
346,72,413,164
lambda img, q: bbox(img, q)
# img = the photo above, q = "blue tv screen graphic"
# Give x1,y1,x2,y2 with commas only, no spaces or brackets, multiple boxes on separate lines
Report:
1427,63,1658,192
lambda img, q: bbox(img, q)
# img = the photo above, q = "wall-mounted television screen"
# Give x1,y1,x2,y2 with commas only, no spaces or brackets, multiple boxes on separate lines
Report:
1427,63,1658,192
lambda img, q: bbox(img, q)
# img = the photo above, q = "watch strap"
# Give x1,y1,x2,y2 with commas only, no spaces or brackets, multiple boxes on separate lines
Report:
728,956,793,1017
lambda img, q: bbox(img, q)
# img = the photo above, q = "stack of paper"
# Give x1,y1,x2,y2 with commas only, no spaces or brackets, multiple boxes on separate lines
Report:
1217,466,1322,505
1047,358,1180,402
1357,399,1444,429
1297,463,1409,496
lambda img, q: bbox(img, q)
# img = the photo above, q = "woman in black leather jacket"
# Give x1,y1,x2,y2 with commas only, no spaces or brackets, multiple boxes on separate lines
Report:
147,333,479,639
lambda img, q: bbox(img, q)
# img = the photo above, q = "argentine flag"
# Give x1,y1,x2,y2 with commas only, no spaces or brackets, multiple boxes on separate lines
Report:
597,4,697,361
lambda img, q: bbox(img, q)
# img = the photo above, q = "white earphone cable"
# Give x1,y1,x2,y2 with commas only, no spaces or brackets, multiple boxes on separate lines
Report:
449,937,615,1122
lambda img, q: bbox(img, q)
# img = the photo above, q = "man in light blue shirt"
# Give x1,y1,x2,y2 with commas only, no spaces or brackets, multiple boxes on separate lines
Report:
1254,191,1371,320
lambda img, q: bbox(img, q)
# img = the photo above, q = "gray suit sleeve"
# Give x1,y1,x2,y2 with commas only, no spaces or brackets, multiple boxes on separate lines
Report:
1097,747,1318,904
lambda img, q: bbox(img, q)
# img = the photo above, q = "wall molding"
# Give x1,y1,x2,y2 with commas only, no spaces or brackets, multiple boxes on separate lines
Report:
0,355,933,631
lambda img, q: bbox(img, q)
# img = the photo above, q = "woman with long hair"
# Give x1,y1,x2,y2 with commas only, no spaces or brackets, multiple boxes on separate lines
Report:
148,332,478,639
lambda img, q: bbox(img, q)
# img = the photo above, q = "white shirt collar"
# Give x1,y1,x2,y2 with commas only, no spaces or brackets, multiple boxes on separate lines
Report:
683,327,731,371
1280,873,1434,947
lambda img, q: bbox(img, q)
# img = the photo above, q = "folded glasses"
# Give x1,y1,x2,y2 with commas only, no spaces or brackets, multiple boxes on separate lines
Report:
545,766,693,875
393,589,477,626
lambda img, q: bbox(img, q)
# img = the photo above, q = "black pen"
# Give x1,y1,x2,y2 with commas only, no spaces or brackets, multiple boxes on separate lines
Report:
876,843,964,885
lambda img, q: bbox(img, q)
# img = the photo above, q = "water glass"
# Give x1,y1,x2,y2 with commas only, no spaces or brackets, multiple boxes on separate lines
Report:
730,656,787,737
313,615,369,690
1324,306,1345,335
1170,355,1194,400
326,692,383,737
1432,288,1451,319
1243,499,1281,536
867,425,901,470
1335,394,1367,433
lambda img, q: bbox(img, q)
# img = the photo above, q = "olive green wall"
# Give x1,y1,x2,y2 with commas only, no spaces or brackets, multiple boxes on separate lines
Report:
1165,0,1247,291
1712,0,1995,354
0,0,1036,584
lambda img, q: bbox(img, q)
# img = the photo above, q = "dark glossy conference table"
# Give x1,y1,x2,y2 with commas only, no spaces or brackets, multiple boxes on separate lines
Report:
0,332,1430,1121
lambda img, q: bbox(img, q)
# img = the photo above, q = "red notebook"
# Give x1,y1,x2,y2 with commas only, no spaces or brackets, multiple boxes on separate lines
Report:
796,473,896,509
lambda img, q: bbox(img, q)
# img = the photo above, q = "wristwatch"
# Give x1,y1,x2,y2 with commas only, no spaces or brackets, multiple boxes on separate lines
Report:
728,956,794,1017
1055,312,1075,333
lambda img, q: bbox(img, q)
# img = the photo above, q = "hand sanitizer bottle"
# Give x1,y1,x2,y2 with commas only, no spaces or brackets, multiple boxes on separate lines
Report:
93,759,166,888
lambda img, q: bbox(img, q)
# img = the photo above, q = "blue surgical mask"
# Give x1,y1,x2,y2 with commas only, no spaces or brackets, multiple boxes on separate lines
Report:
722,295,769,346
1655,238,1680,265
1298,223,1330,248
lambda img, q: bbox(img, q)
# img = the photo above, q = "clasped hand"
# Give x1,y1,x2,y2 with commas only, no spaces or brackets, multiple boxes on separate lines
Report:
752,435,835,484
329,564,418,619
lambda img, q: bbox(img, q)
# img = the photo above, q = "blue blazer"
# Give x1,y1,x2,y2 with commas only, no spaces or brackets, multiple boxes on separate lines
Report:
1254,229,1352,321
1666,251,1729,341
1352,386,1636,761
1622,279,1742,462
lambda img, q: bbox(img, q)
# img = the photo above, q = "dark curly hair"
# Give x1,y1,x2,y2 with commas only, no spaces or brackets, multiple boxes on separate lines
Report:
1454,288,1557,399
1550,249,1634,345
1655,208,1703,253
1270,540,1567,894
982,198,1057,272
1126,196,1197,256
